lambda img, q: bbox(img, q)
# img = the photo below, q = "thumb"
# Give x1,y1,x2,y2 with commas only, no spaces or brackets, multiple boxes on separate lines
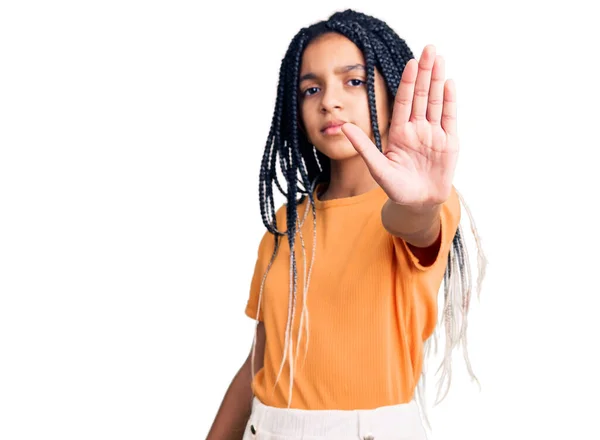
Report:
341,123,390,179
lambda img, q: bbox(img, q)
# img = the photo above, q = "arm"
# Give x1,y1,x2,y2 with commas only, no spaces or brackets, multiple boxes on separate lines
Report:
205,322,266,440
340,45,459,260
381,198,441,248
381,199,443,268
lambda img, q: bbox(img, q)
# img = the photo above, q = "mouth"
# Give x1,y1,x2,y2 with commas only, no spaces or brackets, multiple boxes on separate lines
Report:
321,121,346,136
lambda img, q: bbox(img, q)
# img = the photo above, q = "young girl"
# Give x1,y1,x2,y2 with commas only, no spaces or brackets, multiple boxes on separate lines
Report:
207,9,486,440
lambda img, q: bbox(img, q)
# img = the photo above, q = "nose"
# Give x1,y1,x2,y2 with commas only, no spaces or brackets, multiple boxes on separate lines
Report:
320,85,343,113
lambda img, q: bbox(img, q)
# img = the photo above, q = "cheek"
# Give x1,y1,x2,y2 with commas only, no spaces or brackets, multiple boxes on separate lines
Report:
302,104,320,132
378,105,390,128
374,75,391,127
376,97,391,130
299,104,316,142
299,102,310,124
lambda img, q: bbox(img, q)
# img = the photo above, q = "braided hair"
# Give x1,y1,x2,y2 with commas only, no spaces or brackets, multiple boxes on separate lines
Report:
252,8,488,429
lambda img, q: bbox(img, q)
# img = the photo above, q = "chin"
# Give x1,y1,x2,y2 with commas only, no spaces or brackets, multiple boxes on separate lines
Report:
314,140,358,161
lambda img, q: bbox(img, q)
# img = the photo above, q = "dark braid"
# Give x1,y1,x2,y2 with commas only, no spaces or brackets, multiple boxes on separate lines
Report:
255,8,486,417
258,9,420,250
326,20,384,154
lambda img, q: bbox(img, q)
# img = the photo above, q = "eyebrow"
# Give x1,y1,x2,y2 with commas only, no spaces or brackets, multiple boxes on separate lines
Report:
299,64,365,83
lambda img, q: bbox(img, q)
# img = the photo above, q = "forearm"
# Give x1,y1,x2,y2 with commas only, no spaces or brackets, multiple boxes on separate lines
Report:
381,198,441,248
206,363,254,440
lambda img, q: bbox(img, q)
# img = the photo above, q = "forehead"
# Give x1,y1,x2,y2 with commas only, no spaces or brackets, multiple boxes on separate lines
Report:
299,33,365,74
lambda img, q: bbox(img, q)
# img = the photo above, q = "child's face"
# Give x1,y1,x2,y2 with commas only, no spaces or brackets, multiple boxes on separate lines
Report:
299,32,391,161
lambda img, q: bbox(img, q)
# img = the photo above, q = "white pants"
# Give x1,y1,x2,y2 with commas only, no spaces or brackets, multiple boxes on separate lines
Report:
242,397,428,440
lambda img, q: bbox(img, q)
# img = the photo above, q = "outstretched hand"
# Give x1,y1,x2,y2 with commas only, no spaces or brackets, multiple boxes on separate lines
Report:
341,45,458,207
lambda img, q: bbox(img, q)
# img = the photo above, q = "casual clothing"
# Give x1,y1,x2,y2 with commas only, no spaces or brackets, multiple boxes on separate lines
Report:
245,183,460,411
242,396,427,440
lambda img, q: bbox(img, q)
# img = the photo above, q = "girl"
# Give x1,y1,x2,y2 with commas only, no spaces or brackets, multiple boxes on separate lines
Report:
207,9,487,440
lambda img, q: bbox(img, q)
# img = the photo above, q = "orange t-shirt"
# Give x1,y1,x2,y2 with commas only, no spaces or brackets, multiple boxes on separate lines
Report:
245,183,461,410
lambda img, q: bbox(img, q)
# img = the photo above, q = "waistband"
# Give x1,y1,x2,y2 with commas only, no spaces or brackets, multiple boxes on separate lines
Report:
246,397,427,439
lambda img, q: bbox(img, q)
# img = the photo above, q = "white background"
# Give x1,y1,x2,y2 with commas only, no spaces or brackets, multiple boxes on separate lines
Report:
1,0,599,439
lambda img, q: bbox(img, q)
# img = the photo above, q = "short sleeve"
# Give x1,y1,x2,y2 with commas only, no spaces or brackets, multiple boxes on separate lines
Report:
396,185,461,272
394,186,462,343
244,230,273,321
245,204,288,321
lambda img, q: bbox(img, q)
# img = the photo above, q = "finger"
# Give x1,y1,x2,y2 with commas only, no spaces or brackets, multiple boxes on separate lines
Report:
410,45,436,121
441,79,457,136
426,55,445,125
341,123,392,181
390,58,418,127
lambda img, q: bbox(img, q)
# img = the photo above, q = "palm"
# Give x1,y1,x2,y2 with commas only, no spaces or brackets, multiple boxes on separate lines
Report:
342,45,459,207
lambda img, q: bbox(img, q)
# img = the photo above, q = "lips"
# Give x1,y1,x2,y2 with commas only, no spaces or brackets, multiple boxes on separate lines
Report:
321,119,347,134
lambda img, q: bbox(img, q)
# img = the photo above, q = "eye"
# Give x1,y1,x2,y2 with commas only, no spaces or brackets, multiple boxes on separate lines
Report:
303,87,320,97
302,79,364,97
348,79,365,87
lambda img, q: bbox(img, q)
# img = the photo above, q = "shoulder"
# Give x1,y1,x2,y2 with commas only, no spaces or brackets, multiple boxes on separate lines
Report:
254,202,288,253
264,197,312,230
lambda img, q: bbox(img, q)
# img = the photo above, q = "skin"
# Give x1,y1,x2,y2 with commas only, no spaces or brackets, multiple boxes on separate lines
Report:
300,32,460,251
298,32,392,201
207,31,461,440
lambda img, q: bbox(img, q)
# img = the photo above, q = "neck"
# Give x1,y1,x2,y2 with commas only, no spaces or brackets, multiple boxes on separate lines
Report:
319,154,379,201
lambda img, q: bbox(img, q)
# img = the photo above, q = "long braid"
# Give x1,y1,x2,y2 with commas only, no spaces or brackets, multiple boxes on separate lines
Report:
253,28,317,407
280,30,317,407
252,9,488,427
269,31,302,397
351,22,383,153
326,20,383,153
